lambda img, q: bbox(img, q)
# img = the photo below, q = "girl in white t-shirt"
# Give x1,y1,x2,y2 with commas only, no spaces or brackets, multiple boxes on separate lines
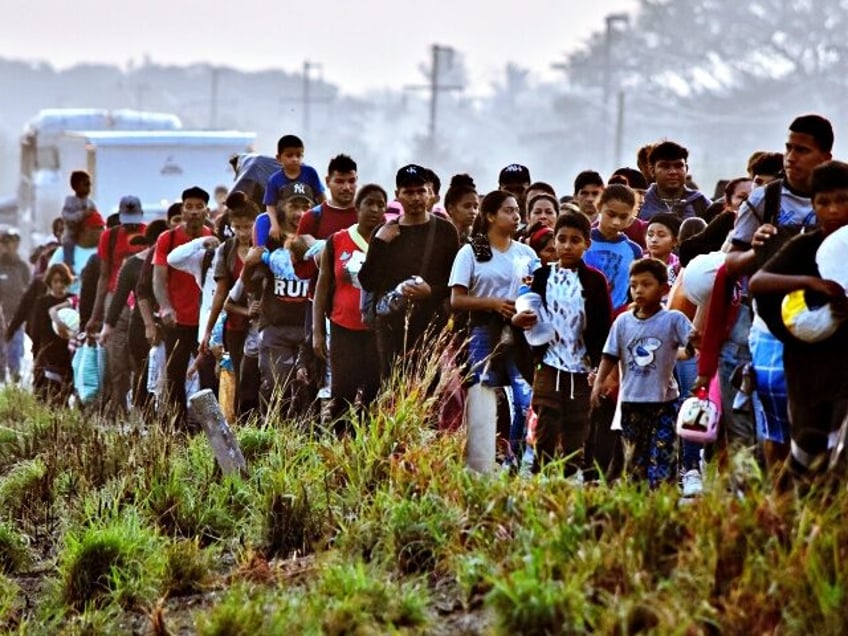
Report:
449,191,539,473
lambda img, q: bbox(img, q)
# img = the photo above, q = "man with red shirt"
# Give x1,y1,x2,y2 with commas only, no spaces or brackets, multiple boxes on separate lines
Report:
153,186,212,429
292,154,359,281
290,154,359,400
87,195,146,414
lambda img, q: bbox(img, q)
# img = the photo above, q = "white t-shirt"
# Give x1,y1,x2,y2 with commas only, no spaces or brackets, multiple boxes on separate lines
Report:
542,265,589,373
449,240,539,298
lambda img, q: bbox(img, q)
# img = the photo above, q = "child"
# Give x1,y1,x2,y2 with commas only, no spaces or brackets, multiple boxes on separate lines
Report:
514,213,613,473
591,258,695,487
260,135,327,245
644,212,681,294
61,170,97,264
584,184,643,314
749,160,848,483
32,263,76,404
525,222,557,266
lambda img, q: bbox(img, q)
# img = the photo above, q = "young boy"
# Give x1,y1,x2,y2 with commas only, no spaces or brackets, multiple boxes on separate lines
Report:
749,160,848,482
591,258,695,487
261,135,326,244
61,170,97,263
513,213,613,473
584,184,643,314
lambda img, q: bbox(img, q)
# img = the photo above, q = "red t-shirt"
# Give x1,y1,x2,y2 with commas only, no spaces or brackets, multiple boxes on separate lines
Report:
98,225,147,292
294,202,358,283
329,227,369,331
225,255,247,332
153,225,212,326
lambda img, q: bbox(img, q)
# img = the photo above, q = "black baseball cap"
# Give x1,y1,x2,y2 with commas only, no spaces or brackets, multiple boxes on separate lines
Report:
498,164,531,185
279,182,315,205
396,164,428,188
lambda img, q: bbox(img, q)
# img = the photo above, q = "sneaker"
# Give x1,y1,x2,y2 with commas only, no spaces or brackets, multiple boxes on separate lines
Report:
681,469,703,498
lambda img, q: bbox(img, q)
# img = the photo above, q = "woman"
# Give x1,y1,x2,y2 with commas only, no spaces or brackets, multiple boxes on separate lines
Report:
449,191,539,472
525,194,559,231
443,174,478,243
313,184,387,430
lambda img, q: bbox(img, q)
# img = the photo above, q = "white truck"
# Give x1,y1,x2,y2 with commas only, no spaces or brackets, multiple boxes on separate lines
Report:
17,109,255,249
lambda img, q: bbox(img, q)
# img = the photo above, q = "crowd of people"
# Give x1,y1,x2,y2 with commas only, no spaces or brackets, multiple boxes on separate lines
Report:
2,112,847,496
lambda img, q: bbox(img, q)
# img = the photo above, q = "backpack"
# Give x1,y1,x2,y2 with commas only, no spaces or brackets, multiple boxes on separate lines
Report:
754,179,795,266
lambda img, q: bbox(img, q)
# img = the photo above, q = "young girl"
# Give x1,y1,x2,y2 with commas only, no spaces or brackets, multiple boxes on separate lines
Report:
33,263,76,404
313,184,387,430
525,223,557,266
449,191,539,472
443,174,479,243
644,212,681,293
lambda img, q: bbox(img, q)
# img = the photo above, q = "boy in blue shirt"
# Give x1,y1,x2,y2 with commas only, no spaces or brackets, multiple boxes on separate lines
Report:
584,184,643,314
262,134,326,245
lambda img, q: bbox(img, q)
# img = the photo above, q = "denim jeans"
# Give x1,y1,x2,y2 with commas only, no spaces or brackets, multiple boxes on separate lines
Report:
468,325,532,458
5,327,23,377
676,356,702,471
719,305,755,447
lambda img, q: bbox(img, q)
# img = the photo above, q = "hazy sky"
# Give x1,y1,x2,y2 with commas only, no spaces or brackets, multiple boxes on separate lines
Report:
1,0,638,95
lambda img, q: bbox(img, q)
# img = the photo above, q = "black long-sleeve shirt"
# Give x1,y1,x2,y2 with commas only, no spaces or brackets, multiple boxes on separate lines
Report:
358,215,460,337
106,254,144,327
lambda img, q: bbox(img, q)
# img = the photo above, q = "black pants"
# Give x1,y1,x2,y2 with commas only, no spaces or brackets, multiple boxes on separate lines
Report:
164,324,199,430
584,395,624,482
329,322,380,427
128,311,153,411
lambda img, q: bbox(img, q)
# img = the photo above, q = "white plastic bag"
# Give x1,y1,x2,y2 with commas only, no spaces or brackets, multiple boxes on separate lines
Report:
147,342,166,399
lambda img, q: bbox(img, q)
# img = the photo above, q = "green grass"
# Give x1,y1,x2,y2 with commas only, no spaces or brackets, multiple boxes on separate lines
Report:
1,351,848,634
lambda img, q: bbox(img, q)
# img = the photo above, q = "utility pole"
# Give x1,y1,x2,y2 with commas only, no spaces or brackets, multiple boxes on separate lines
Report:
614,90,626,168
281,60,331,135
209,67,221,129
603,13,629,170
302,60,319,134
404,44,463,153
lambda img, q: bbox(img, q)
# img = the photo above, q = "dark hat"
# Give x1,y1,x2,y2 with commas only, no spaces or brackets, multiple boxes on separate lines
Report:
182,186,210,204
498,164,531,185
611,167,649,191
279,182,315,205
118,195,144,224
396,164,428,188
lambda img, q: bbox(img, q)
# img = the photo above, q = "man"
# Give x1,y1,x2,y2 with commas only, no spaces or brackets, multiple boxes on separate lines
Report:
0,228,30,383
292,154,359,281
88,196,147,414
498,163,532,217
241,183,314,418
359,164,460,380
573,170,605,224
638,141,711,221
289,154,360,402
726,114,834,471
153,186,212,429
